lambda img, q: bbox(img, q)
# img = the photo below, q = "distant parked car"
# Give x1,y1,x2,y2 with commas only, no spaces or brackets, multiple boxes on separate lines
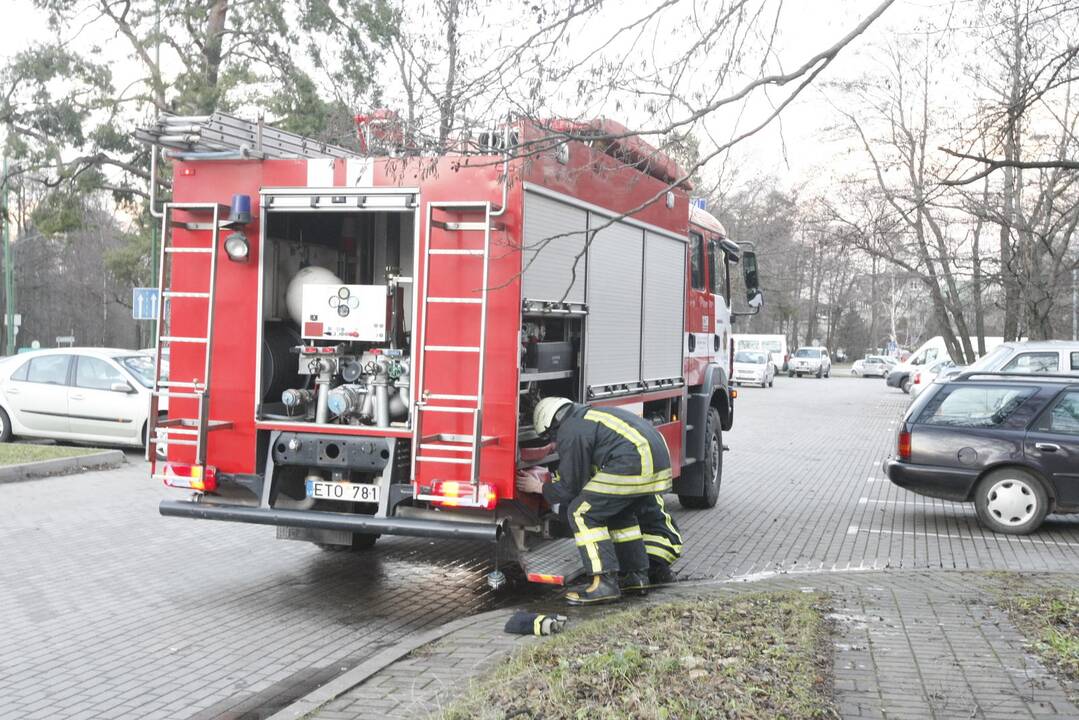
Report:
886,372,1079,534
909,359,958,399
851,355,895,378
789,346,831,378
732,350,775,388
0,347,163,451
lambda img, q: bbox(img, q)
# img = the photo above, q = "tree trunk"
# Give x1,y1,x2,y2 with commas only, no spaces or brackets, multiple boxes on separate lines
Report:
202,0,230,114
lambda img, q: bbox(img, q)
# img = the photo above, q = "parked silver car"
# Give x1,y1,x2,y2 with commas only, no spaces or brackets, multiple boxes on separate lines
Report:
851,355,896,378
788,346,832,378
0,348,163,450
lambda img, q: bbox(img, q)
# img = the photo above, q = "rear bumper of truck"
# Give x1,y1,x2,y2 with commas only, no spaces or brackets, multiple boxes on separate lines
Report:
159,500,503,542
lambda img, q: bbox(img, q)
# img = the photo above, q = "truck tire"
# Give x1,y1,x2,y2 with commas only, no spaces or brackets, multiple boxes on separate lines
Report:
0,407,11,443
679,408,721,509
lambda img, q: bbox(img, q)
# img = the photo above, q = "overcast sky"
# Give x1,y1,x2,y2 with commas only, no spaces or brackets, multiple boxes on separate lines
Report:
0,0,963,196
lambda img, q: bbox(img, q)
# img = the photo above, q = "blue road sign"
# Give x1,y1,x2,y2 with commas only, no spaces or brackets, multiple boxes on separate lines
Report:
132,288,160,320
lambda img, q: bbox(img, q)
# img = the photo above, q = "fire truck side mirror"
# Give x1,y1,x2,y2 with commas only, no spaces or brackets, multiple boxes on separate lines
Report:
742,250,762,307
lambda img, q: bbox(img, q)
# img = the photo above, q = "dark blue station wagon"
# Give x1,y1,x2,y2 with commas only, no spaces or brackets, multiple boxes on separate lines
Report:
886,373,1079,534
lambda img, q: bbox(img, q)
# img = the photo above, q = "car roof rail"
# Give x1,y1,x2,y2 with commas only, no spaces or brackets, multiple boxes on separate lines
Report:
952,371,1079,383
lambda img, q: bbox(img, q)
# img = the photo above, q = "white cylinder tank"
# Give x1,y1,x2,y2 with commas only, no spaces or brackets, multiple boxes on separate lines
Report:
285,265,343,325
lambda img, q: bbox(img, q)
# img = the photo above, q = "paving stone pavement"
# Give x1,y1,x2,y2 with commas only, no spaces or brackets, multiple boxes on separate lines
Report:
2,376,1077,718
309,571,1079,720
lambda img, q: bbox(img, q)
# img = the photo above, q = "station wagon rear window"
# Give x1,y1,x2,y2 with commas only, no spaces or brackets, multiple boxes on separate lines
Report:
920,386,1036,428
1046,392,1079,434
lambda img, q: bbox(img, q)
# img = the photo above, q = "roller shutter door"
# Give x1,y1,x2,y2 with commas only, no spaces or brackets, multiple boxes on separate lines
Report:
521,193,587,304
585,217,644,390
641,232,686,382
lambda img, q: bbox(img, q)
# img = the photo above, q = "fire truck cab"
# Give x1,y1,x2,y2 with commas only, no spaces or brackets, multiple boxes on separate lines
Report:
138,113,761,585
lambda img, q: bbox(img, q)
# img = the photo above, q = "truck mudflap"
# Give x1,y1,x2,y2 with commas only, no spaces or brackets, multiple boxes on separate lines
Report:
159,500,502,542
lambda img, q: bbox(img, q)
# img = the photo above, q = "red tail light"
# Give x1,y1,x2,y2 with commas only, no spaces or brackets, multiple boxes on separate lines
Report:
913,372,922,385
160,462,218,492
897,430,912,462
429,480,497,511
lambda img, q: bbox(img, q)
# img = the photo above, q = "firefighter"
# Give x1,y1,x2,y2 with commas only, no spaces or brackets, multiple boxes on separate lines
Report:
637,494,682,585
520,397,675,605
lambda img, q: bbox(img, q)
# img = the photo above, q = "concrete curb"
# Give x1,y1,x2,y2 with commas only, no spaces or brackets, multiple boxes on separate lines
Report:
267,608,510,720
0,449,126,484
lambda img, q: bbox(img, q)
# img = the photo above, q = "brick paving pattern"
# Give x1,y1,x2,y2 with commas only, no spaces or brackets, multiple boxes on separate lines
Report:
2,376,1077,718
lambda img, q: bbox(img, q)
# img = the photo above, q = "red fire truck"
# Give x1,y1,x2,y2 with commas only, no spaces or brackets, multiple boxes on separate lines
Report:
138,112,761,586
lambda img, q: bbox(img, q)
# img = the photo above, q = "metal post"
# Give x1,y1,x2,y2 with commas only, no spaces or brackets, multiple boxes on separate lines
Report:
2,156,14,356
1073,267,1077,342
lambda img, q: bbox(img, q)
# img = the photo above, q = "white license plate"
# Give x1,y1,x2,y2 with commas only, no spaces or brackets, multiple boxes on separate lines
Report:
306,479,381,504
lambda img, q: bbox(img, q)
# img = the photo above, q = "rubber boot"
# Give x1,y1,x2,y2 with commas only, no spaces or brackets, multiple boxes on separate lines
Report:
619,570,649,596
647,562,677,587
564,574,622,606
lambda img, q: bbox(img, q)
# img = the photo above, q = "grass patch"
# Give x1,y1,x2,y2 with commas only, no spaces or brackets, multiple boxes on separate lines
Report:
999,588,1079,694
443,591,837,719
0,443,108,466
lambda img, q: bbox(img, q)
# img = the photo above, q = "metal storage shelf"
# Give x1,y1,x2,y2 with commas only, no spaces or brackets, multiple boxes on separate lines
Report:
520,369,574,382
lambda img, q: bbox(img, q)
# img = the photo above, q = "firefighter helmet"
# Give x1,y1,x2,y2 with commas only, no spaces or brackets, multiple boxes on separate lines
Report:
533,397,573,435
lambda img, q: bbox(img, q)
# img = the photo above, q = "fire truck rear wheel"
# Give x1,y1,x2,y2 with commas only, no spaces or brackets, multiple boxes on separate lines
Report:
318,533,379,552
679,408,721,509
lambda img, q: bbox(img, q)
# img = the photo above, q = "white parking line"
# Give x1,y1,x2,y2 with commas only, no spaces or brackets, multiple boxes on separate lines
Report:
865,477,889,483
859,497,943,506
850,526,1079,549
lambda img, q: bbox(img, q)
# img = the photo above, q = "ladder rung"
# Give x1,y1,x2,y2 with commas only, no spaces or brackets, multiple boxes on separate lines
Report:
427,297,482,304
418,443,475,453
424,345,479,352
437,222,489,231
154,391,202,399
418,406,476,414
415,455,472,465
162,291,210,299
161,336,209,343
429,249,485,255
158,380,204,389
154,438,198,447
156,426,199,436
425,393,478,401
165,247,213,254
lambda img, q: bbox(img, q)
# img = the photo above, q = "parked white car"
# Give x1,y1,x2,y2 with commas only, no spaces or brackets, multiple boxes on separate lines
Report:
909,358,957,398
789,346,831,378
851,355,896,378
936,340,1079,382
732,350,775,387
0,348,162,450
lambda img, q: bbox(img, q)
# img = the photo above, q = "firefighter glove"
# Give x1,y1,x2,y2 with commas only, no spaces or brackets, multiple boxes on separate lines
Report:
503,610,568,636
515,467,551,494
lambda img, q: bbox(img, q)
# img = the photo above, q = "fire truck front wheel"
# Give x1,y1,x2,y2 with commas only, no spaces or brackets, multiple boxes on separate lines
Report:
679,408,722,509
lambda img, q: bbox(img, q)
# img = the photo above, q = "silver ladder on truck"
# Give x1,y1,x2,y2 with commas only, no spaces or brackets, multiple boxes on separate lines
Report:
146,202,233,468
412,201,498,504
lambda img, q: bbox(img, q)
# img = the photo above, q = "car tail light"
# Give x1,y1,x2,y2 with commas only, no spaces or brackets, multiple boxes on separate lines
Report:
160,462,218,492
897,430,912,462
429,480,497,510
913,372,922,385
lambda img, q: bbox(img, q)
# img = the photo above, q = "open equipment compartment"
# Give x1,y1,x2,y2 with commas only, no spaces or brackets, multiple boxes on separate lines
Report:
255,187,420,430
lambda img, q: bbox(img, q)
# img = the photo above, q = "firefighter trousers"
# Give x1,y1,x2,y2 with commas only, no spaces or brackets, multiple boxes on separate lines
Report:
636,494,683,568
566,492,650,577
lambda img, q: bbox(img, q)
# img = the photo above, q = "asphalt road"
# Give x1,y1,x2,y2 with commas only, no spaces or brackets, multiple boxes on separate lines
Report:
1,374,1077,719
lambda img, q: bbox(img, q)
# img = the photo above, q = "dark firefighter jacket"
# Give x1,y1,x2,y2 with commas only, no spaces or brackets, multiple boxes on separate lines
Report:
542,404,673,507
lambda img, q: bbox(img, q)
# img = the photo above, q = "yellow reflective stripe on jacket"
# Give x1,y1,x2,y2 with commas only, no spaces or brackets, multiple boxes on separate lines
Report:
571,501,602,573
584,468,673,496
610,525,643,543
584,410,654,476
533,615,544,635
